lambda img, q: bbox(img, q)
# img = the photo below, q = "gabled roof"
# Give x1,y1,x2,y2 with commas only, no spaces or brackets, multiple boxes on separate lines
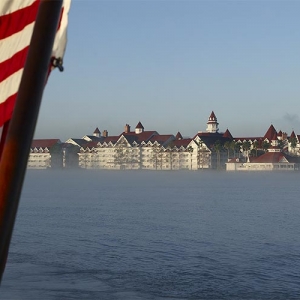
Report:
264,125,277,140
123,131,157,144
82,135,103,142
251,152,289,163
100,135,120,144
175,131,183,140
223,129,233,139
290,131,296,139
135,121,144,129
31,139,61,149
193,132,230,149
172,138,192,148
94,127,100,134
65,138,89,147
149,134,174,146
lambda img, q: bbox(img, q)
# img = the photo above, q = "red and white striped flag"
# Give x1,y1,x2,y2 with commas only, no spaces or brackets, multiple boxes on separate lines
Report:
0,0,71,127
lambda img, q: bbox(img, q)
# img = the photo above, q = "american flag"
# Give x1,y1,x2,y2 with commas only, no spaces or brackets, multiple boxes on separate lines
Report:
0,0,71,127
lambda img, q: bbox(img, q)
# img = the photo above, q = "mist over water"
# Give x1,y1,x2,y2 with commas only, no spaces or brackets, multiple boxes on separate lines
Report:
2,170,300,299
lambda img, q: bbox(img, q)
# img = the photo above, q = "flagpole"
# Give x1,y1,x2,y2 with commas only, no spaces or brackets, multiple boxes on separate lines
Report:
0,0,63,282
0,121,10,161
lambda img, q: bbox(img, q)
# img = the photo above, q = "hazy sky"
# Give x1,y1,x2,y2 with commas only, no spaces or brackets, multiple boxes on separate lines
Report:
35,0,300,141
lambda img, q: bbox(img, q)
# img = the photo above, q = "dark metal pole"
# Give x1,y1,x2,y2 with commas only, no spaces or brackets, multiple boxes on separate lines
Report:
0,0,63,282
0,121,10,161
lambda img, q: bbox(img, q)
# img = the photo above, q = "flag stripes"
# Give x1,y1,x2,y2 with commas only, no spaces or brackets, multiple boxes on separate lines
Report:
0,1,39,40
0,47,29,83
0,0,70,127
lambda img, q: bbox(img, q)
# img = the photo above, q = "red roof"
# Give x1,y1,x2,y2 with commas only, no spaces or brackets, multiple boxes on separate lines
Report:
149,135,173,143
208,111,217,121
251,152,286,163
264,125,277,140
223,129,233,139
175,131,183,140
271,132,278,141
290,131,296,139
135,121,144,129
101,135,120,144
123,131,157,143
172,138,192,148
31,139,61,149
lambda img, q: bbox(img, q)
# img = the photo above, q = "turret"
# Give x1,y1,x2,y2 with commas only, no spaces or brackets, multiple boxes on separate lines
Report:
93,127,101,138
135,121,144,134
206,111,219,133
175,132,183,140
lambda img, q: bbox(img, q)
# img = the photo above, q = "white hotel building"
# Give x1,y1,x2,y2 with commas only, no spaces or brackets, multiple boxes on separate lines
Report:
77,112,231,170
27,112,300,170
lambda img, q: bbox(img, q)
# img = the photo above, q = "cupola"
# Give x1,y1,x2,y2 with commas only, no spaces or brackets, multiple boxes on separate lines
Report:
175,132,183,140
93,127,101,138
206,111,219,133
135,121,144,134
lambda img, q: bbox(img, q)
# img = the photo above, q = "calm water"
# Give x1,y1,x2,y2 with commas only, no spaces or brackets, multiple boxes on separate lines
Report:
1,170,300,299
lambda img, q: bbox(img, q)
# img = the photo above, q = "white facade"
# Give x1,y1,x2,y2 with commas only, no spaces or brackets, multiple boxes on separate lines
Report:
27,139,62,169
77,114,232,171
28,147,51,169
78,134,226,171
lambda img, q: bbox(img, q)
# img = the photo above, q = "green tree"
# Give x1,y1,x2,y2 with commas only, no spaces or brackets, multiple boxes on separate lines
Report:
230,140,236,157
114,140,131,169
213,140,222,169
235,141,242,158
224,141,231,159
289,137,297,154
277,139,284,150
262,140,270,152
150,144,161,170
242,141,251,159
165,146,174,170
252,140,259,157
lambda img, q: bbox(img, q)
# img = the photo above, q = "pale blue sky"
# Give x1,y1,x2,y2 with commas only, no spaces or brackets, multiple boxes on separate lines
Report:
36,0,300,141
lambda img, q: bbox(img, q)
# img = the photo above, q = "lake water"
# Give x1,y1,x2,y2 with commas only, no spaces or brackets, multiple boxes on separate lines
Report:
1,170,300,299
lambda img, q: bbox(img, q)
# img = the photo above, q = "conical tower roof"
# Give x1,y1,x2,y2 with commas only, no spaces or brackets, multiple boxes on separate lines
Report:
207,111,217,124
264,125,277,140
